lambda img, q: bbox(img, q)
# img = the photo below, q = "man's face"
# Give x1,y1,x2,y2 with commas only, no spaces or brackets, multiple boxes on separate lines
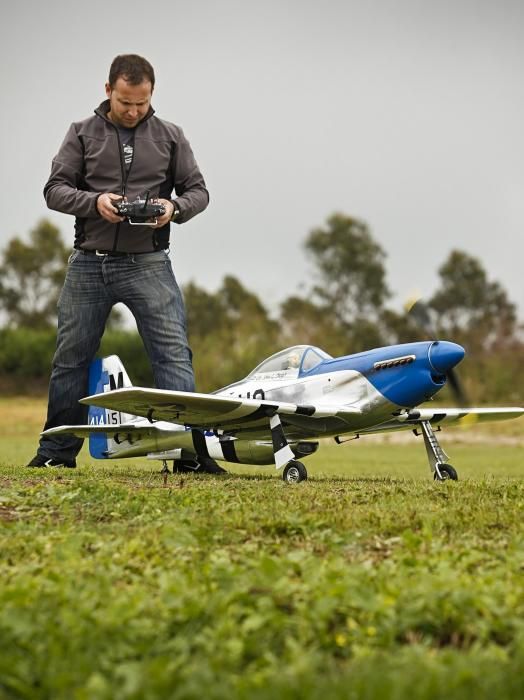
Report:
105,77,153,128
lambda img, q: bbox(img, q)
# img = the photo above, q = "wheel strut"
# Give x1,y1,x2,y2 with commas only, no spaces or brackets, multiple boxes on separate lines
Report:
160,459,170,487
417,421,458,481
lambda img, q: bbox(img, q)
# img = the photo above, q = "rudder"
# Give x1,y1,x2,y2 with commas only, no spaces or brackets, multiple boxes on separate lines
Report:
87,355,134,458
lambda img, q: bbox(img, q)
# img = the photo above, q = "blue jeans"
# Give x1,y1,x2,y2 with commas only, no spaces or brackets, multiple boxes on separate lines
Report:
38,249,194,462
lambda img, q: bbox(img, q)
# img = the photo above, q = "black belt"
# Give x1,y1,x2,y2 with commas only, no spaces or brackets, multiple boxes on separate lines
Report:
78,248,159,257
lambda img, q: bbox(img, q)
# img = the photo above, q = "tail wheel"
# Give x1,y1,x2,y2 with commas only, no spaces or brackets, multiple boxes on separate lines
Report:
434,463,458,481
283,460,308,483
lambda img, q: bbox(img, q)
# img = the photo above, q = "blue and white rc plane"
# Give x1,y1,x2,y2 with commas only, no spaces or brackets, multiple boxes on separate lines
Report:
42,340,523,483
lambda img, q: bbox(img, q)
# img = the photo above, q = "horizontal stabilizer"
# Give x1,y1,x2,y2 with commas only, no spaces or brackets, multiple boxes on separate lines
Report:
41,422,160,440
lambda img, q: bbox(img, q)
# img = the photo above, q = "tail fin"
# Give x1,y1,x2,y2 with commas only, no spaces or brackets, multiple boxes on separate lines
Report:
87,355,135,458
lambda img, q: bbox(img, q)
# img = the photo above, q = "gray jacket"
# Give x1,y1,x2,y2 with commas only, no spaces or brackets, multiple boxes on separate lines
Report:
44,100,209,252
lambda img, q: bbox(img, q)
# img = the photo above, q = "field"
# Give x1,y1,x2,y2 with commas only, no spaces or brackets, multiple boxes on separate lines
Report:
1,398,524,699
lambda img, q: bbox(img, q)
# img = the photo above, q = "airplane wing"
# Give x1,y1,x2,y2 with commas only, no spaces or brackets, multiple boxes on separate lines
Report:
79,387,362,432
359,406,523,434
404,407,523,425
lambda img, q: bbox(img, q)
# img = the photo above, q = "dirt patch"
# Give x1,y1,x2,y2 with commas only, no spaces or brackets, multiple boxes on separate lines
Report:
0,505,19,521
0,378,49,396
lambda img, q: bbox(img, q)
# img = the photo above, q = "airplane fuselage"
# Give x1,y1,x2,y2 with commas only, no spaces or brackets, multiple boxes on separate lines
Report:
97,341,465,464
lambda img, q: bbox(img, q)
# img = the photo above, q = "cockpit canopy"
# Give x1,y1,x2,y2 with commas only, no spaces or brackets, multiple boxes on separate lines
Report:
247,345,332,378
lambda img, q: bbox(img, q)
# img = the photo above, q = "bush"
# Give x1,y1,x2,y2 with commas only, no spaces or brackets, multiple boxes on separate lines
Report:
99,331,154,386
0,328,56,389
0,328,154,394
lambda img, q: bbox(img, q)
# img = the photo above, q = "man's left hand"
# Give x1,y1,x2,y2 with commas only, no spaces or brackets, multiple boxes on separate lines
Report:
153,199,175,228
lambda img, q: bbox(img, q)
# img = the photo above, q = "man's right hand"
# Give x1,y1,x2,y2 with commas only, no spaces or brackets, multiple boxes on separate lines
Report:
97,193,125,223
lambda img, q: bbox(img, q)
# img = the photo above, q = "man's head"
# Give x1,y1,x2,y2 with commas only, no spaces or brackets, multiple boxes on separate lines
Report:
105,54,155,128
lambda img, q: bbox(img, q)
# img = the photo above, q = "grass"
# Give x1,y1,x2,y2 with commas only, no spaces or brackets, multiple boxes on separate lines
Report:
0,398,523,699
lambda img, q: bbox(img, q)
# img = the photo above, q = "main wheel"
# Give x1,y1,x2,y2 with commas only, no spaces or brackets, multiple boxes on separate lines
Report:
434,463,458,481
282,460,308,483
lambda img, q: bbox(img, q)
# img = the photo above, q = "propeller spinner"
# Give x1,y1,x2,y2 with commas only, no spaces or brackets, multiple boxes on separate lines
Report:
406,298,469,405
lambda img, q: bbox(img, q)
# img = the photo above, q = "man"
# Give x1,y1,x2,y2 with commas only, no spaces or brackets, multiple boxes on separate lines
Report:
28,54,223,473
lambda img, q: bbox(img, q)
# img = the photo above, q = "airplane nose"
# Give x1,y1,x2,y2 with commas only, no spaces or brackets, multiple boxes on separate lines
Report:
428,341,465,374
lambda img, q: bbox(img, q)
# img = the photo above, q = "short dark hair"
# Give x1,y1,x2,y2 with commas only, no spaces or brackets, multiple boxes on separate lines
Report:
108,54,155,89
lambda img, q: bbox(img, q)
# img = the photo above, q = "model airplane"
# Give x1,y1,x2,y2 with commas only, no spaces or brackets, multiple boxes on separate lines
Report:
42,339,523,483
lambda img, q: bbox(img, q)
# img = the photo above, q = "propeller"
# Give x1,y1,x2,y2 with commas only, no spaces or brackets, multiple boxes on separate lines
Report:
404,297,434,338
405,297,470,406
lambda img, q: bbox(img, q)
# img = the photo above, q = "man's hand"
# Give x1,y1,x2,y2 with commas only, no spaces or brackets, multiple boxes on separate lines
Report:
97,193,125,223
153,199,175,228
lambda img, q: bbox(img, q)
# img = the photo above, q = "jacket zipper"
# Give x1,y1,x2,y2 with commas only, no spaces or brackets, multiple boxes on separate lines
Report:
95,103,155,252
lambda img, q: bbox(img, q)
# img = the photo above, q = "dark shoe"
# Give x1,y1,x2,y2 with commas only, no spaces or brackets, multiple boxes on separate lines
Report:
27,454,77,469
173,457,227,475
172,459,199,474
198,457,227,474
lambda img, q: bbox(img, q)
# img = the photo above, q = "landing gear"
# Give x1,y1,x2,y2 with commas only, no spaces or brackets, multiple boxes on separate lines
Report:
282,460,308,483
433,463,458,481
160,459,170,487
173,457,227,474
418,421,459,482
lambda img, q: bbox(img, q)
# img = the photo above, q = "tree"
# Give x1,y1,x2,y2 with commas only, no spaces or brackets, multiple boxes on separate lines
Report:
305,213,390,325
0,219,69,329
184,275,280,391
184,281,225,337
424,249,522,404
283,213,391,353
0,219,124,331
218,275,271,324
429,250,517,351
280,294,390,356
279,296,349,357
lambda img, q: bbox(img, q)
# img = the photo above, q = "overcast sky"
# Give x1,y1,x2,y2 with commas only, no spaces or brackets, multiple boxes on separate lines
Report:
1,0,523,324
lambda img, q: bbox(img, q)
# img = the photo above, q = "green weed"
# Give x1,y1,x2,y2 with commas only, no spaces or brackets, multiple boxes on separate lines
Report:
0,402,523,698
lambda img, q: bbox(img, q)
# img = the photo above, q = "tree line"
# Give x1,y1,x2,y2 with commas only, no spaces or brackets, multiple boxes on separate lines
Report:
0,216,522,403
